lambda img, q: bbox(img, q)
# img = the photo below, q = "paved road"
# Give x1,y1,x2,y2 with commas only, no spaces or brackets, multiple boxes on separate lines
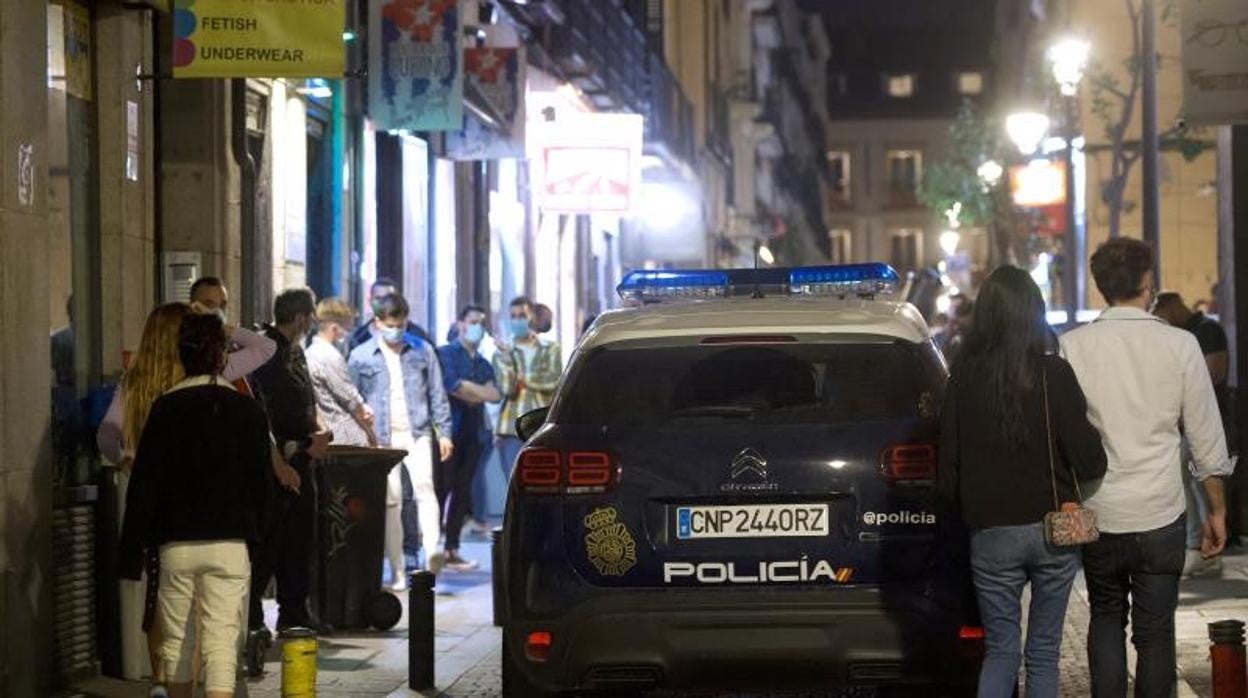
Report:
67,542,1247,697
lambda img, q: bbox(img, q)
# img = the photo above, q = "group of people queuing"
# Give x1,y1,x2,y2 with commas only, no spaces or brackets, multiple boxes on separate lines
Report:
102,274,564,697
939,237,1238,697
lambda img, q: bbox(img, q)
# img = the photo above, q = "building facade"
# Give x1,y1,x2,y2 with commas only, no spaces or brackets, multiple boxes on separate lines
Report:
815,0,997,280
0,0,766,692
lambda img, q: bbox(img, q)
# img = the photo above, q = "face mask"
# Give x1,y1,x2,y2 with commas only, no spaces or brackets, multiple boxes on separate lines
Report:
463,323,486,345
380,326,406,345
509,317,531,340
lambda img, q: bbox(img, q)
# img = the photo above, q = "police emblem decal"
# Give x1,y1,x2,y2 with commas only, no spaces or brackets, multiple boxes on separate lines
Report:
584,507,638,577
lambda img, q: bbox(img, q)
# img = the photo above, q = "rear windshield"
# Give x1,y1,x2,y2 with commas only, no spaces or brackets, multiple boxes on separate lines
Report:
554,341,944,428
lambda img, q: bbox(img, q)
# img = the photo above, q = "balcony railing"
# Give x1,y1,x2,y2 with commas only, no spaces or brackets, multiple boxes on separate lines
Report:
539,0,695,170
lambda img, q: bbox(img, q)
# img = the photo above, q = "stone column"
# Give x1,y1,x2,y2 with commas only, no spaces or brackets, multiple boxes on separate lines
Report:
0,0,54,694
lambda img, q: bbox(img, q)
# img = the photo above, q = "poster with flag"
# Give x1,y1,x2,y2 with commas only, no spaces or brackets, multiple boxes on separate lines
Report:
369,0,463,132
446,47,526,160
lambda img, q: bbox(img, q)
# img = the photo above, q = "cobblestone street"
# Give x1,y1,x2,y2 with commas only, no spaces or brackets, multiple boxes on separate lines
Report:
67,544,1248,697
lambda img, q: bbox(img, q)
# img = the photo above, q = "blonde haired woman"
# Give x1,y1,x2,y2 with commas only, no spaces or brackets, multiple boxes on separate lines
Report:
97,302,275,688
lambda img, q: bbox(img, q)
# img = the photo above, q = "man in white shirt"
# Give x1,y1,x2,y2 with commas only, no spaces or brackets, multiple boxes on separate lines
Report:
1061,237,1232,697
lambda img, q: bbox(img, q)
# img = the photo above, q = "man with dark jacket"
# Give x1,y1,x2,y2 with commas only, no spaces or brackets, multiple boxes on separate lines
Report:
248,288,331,636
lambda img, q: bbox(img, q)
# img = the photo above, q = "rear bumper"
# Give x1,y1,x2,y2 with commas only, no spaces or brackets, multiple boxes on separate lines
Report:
506,586,982,692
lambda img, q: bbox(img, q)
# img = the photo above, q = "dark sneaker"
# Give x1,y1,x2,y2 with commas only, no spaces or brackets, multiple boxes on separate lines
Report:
444,551,480,572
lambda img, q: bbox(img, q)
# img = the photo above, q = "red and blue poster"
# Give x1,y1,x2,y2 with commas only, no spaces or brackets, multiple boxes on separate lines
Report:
446,47,526,160
368,0,463,132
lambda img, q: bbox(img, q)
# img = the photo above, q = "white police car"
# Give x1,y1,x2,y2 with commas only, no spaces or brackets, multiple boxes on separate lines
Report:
496,264,981,696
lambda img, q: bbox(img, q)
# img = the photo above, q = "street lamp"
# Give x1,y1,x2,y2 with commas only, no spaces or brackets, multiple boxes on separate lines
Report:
1006,111,1050,156
977,160,1004,188
1047,37,1090,97
939,230,961,256
1047,36,1090,327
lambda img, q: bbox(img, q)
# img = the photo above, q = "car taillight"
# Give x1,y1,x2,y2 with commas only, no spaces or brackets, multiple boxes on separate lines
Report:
525,631,553,662
958,625,985,640
517,449,619,494
566,451,615,493
517,449,561,493
881,443,937,481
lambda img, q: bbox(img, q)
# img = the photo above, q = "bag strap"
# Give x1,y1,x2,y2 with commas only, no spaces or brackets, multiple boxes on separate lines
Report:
1041,367,1084,509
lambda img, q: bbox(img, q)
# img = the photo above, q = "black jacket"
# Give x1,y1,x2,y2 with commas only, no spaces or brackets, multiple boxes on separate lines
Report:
118,380,273,579
250,325,319,445
938,355,1108,529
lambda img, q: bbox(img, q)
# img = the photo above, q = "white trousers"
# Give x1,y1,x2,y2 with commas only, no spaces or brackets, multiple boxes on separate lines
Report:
158,541,250,693
386,431,439,580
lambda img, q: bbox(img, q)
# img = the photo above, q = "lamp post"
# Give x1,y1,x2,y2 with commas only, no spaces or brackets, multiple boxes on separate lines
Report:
1048,37,1089,326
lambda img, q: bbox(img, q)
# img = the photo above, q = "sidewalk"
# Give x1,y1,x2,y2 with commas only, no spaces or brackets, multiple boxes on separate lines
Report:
64,537,500,698
1058,549,1248,697
64,544,1248,697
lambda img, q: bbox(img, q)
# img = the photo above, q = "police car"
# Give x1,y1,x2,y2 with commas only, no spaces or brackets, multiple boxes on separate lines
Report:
496,264,981,696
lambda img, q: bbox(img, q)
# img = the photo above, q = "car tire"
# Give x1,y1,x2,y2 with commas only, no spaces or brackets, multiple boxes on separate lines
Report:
501,636,554,697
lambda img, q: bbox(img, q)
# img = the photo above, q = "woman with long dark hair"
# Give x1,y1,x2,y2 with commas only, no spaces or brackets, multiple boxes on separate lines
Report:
938,266,1107,697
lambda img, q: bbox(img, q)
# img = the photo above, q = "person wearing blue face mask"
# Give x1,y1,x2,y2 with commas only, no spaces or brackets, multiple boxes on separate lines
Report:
435,305,502,570
493,296,563,482
348,293,454,589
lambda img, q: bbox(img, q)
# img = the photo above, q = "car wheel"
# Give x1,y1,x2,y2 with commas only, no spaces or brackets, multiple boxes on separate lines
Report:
501,636,554,697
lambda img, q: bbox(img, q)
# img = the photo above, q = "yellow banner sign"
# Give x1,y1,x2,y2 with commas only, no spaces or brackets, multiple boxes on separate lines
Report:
172,0,345,79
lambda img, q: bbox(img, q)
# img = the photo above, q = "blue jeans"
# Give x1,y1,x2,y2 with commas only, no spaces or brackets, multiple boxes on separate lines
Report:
496,435,524,480
971,523,1079,698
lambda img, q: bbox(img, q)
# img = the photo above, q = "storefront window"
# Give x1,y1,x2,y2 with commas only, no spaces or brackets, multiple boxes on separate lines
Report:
47,0,102,487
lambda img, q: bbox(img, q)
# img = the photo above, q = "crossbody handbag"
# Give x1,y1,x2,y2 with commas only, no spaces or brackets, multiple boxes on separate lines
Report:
1041,371,1101,546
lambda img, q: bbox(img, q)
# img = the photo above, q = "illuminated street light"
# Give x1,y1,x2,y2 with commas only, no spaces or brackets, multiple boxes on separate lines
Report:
758,244,775,265
1006,111,1050,156
639,182,698,232
1047,37,1090,97
977,159,1004,186
939,230,961,256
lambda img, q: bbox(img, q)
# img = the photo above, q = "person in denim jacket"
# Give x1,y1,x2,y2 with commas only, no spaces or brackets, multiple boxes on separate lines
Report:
348,294,453,588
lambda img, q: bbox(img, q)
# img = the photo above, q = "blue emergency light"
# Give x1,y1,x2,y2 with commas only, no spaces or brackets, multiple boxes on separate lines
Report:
616,263,900,303
788,263,900,297
616,270,730,303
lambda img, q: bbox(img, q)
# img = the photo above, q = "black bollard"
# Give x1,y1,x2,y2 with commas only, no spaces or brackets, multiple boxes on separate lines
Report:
408,570,436,690
491,527,505,627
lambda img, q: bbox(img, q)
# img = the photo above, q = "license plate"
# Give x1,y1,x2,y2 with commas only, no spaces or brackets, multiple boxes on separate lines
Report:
676,504,830,540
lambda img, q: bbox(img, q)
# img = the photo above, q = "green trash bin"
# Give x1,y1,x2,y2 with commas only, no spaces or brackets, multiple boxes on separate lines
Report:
312,445,407,631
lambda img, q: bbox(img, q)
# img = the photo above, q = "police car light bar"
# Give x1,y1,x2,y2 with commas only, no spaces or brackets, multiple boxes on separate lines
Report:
616,264,900,303
616,270,730,303
788,263,900,298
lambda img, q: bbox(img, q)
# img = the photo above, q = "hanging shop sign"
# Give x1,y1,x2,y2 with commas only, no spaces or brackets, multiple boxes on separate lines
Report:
1181,0,1248,125
64,2,93,101
1010,160,1067,237
368,0,464,132
446,47,526,160
535,113,643,214
171,0,345,79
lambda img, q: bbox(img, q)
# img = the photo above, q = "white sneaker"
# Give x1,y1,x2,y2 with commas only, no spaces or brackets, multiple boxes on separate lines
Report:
427,551,447,576
1183,550,1223,579
387,577,408,593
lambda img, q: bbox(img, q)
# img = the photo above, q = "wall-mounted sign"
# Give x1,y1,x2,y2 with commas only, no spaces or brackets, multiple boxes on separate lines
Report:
368,0,463,132
17,143,35,208
446,48,526,160
64,2,92,101
1182,0,1248,125
126,101,140,182
1010,160,1067,236
171,0,345,79
535,113,643,214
